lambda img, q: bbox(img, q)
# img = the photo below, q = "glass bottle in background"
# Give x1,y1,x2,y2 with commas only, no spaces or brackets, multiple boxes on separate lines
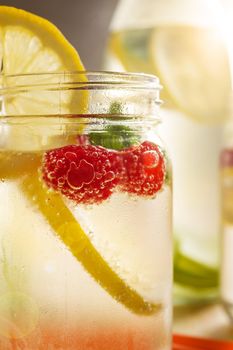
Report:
104,0,232,304
221,103,233,322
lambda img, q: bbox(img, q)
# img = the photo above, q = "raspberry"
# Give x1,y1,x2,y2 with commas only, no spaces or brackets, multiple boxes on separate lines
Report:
119,141,166,197
42,145,121,204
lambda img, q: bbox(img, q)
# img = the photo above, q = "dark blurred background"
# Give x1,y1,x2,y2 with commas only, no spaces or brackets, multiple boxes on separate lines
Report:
0,0,119,69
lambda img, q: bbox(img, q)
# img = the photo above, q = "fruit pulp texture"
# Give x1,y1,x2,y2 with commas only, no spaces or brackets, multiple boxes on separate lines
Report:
0,120,172,349
105,26,225,296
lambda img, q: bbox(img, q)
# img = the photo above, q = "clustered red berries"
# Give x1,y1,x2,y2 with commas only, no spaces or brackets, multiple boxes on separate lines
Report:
42,145,122,204
119,141,165,197
42,141,166,205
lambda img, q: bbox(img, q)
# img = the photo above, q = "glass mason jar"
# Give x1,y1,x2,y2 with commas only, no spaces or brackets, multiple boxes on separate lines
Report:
0,72,172,349
104,0,231,304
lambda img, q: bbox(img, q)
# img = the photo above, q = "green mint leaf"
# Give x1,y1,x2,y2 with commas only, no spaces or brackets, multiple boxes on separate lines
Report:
89,125,139,150
89,102,139,150
109,101,123,115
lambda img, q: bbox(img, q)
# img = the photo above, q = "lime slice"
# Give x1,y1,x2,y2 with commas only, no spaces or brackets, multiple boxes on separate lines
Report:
174,242,218,289
149,25,231,123
0,6,85,116
19,172,159,316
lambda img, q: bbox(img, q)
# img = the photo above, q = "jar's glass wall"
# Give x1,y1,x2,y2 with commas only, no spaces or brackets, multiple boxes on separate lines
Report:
0,72,172,349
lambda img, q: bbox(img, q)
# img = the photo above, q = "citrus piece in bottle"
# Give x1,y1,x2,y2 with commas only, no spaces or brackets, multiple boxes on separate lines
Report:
107,29,172,105
108,29,154,74
149,25,231,123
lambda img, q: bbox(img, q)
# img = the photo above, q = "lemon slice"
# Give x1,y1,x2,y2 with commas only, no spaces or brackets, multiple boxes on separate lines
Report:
19,172,158,316
107,29,171,105
108,29,154,74
0,6,85,116
149,25,231,123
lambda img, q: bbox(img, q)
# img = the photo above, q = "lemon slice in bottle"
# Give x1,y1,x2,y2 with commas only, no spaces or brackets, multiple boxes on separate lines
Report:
108,29,154,74
149,25,231,123
0,7,158,315
107,29,173,106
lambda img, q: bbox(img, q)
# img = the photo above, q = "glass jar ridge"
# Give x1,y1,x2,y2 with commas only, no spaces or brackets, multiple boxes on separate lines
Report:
0,71,161,118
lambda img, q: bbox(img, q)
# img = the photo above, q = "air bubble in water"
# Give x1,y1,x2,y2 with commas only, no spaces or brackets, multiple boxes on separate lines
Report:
142,150,159,169
104,171,115,183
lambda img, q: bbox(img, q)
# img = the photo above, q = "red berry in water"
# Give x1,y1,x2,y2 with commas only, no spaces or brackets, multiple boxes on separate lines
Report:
119,141,166,197
42,145,121,204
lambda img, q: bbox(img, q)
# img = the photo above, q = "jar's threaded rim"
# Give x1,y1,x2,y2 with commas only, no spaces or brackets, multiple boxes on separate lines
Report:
0,71,161,93
0,71,161,119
